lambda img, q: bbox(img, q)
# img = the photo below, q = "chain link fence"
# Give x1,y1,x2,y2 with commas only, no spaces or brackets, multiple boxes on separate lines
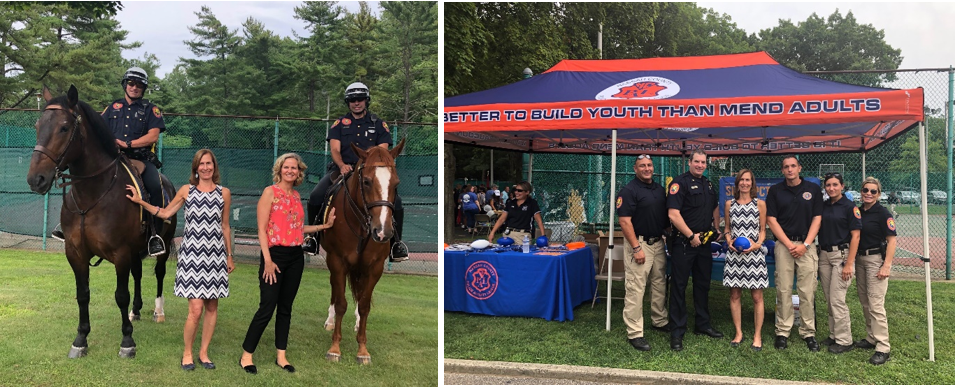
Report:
528,68,954,279
0,111,438,274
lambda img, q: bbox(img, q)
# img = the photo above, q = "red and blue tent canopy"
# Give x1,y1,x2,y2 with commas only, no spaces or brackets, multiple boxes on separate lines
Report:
444,52,924,155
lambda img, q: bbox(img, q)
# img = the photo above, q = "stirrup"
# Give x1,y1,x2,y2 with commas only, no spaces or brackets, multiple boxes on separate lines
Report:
389,241,409,262
302,235,319,256
51,224,65,242
148,235,166,257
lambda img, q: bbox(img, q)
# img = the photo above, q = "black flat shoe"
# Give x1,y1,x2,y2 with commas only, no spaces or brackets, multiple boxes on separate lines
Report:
240,360,257,375
869,351,890,365
276,360,296,373
730,340,741,348
627,337,650,351
199,360,216,369
181,362,195,371
649,323,673,333
751,344,762,352
693,327,724,338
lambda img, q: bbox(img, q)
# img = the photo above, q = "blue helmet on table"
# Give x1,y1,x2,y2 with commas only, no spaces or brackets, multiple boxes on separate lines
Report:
536,235,549,247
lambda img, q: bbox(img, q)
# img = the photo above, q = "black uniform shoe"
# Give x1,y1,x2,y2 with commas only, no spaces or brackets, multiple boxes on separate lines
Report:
820,337,836,347
774,335,788,350
389,240,409,262
855,339,876,349
302,235,320,255
627,337,650,351
148,235,166,256
828,343,854,354
869,351,889,365
693,327,724,338
670,336,683,351
649,323,673,333
51,224,65,241
804,337,820,352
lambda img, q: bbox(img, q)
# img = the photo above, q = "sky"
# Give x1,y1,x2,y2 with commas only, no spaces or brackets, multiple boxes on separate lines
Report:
117,1,955,78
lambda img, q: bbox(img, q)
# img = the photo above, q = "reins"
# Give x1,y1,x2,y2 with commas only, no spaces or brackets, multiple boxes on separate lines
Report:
339,155,397,256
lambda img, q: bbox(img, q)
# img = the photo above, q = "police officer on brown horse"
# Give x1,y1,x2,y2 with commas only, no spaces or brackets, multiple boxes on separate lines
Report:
52,67,166,256
305,82,408,262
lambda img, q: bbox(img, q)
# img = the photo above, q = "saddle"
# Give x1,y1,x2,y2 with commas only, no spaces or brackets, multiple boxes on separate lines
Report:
319,169,350,225
121,156,171,230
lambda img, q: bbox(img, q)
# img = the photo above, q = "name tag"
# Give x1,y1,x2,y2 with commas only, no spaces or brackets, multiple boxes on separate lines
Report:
369,129,375,134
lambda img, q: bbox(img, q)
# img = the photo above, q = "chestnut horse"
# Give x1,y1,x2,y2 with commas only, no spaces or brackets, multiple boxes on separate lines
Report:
321,138,405,365
26,85,176,358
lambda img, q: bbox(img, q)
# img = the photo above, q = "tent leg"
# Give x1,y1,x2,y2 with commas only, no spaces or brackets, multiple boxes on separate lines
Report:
918,121,935,362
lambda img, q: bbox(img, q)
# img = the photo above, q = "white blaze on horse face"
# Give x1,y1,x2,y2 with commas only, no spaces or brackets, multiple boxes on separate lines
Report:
374,166,392,240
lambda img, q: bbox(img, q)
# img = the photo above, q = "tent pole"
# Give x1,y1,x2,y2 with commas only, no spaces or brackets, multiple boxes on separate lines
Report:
528,153,533,184
918,121,935,362
490,149,494,186
606,130,617,331
861,152,866,185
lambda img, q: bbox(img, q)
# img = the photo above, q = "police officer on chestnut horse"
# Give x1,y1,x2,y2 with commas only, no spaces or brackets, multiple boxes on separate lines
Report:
305,82,408,262
52,67,167,256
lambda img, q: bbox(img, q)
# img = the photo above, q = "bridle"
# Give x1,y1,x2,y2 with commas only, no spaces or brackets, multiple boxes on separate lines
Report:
341,155,397,254
32,105,82,189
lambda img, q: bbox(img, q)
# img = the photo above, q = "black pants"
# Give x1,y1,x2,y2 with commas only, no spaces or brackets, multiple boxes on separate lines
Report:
307,162,404,240
135,155,164,233
241,246,304,353
668,238,714,338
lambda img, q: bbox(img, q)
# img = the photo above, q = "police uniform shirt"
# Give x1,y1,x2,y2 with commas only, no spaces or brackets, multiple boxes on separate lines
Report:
665,172,717,233
765,179,823,237
102,98,166,145
819,196,862,247
504,197,541,231
859,202,897,250
326,112,393,165
616,177,667,237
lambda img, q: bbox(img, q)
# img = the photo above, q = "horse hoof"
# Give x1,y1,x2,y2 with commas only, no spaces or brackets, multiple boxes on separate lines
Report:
356,356,371,365
118,346,136,358
325,352,340,362
324,323,334,331
153,313,165,323
68,346,88,359
128,313,141,321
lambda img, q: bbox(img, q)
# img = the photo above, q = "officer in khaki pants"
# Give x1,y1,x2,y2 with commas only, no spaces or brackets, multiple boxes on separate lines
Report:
616,155,669,351
817,172,861,354
766,155,823,352
855,177,896,365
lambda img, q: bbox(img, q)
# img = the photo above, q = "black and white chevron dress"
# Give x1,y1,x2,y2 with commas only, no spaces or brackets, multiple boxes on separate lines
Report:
174,185,229,299
723,199,769,289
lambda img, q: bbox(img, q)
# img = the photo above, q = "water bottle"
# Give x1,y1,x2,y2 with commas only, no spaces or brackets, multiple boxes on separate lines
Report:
522,235,530,254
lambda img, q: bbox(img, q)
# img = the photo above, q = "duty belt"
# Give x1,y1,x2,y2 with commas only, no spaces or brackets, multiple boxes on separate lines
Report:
821,243,849,252
860,247,882,256
786,235,807,243
505,228,530,234
639,235,663,245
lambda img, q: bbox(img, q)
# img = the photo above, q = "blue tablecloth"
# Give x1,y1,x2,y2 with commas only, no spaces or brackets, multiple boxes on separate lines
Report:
444,248,596,321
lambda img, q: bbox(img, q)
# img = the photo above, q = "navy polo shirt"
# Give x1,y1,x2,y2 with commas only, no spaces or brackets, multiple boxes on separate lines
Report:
859,203,897,250
504,197,540,231
766,178,823,237
327,112,392,165
616,177,667,237
819,196,862,247
666,171,717,233
102,98,166,145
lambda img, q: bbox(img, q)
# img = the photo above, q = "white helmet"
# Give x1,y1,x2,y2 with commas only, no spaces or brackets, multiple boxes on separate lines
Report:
344,82,370,104
122,66,149,88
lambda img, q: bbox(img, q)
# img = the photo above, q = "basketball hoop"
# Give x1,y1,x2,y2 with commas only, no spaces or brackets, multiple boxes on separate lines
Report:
711,157,729,170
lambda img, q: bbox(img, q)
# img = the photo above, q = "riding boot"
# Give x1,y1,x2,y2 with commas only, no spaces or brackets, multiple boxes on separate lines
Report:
303,211,323,256
51,223,65,241
389,212,408,262
147,216,166,256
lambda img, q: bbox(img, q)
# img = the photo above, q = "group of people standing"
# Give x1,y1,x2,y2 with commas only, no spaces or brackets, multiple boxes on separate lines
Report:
112,67,406,373
455,183,510,233
615,151,897,366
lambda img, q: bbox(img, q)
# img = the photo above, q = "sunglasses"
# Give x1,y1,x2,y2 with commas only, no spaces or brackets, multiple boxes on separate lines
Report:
513,189,526,193
346,97,367,103
824,172,843,180
636,154,652,160
861,188,879,194
126,80,146,89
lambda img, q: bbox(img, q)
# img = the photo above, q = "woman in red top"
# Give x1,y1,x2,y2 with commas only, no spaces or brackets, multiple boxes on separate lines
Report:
240,153,335,374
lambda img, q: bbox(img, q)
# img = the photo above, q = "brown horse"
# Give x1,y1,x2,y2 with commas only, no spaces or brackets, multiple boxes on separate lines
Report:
321,138,405,365
26,85,176,358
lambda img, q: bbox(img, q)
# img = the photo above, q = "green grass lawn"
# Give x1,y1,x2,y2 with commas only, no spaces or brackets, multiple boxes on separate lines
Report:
445,278,954,384
0,249,437,386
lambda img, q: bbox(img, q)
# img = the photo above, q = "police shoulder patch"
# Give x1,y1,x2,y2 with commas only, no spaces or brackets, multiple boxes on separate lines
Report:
112,102,123,110
616,196,623,208
669,184,679,195
331,119,340,127
152,106,161,118
853,207,862,219
887,217,896,231
383,121,390,133
802,192,812,200
342,118,352,126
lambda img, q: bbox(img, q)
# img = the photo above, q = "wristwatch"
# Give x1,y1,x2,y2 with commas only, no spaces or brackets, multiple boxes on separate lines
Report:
126,140,133,149
803,242,811,249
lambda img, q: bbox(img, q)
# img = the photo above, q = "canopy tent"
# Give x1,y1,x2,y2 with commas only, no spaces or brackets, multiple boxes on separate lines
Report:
444,51,935,361
445,52,923,155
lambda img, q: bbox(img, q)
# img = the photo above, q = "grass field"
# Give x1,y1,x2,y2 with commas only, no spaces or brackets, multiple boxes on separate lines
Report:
0,249,438,386
445,278,954,384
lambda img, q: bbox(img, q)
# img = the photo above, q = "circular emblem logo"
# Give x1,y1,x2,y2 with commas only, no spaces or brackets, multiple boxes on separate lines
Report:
887,218,896,231
112,102,123,110
853,207,862,219
615,196,623,208
595,76,681,100
669,184,679,195
342,118,352,125
802,192,812,200
465,261,498,300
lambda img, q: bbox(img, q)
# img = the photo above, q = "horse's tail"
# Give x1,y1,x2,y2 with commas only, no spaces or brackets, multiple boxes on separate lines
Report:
348,270,364,304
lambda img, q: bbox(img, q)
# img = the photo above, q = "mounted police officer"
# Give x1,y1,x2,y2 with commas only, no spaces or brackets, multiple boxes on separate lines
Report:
666,149,723,351
51,67,166,256
304,82,408,262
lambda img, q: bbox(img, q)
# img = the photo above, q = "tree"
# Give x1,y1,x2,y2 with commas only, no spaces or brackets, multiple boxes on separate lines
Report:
293,1,345,115
341,2,381,83
443,2,489,96
377,1,438,122
180,5,242,115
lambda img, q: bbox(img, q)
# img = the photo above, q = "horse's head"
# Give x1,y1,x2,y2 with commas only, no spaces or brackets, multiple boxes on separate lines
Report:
350,138,406,243
27,85,85,194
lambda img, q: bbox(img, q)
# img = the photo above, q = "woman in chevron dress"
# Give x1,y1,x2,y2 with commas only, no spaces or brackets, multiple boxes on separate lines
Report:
127,149,234,371
722,169,768,350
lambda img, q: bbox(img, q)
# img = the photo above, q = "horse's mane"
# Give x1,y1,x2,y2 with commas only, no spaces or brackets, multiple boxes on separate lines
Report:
45,95,119,158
